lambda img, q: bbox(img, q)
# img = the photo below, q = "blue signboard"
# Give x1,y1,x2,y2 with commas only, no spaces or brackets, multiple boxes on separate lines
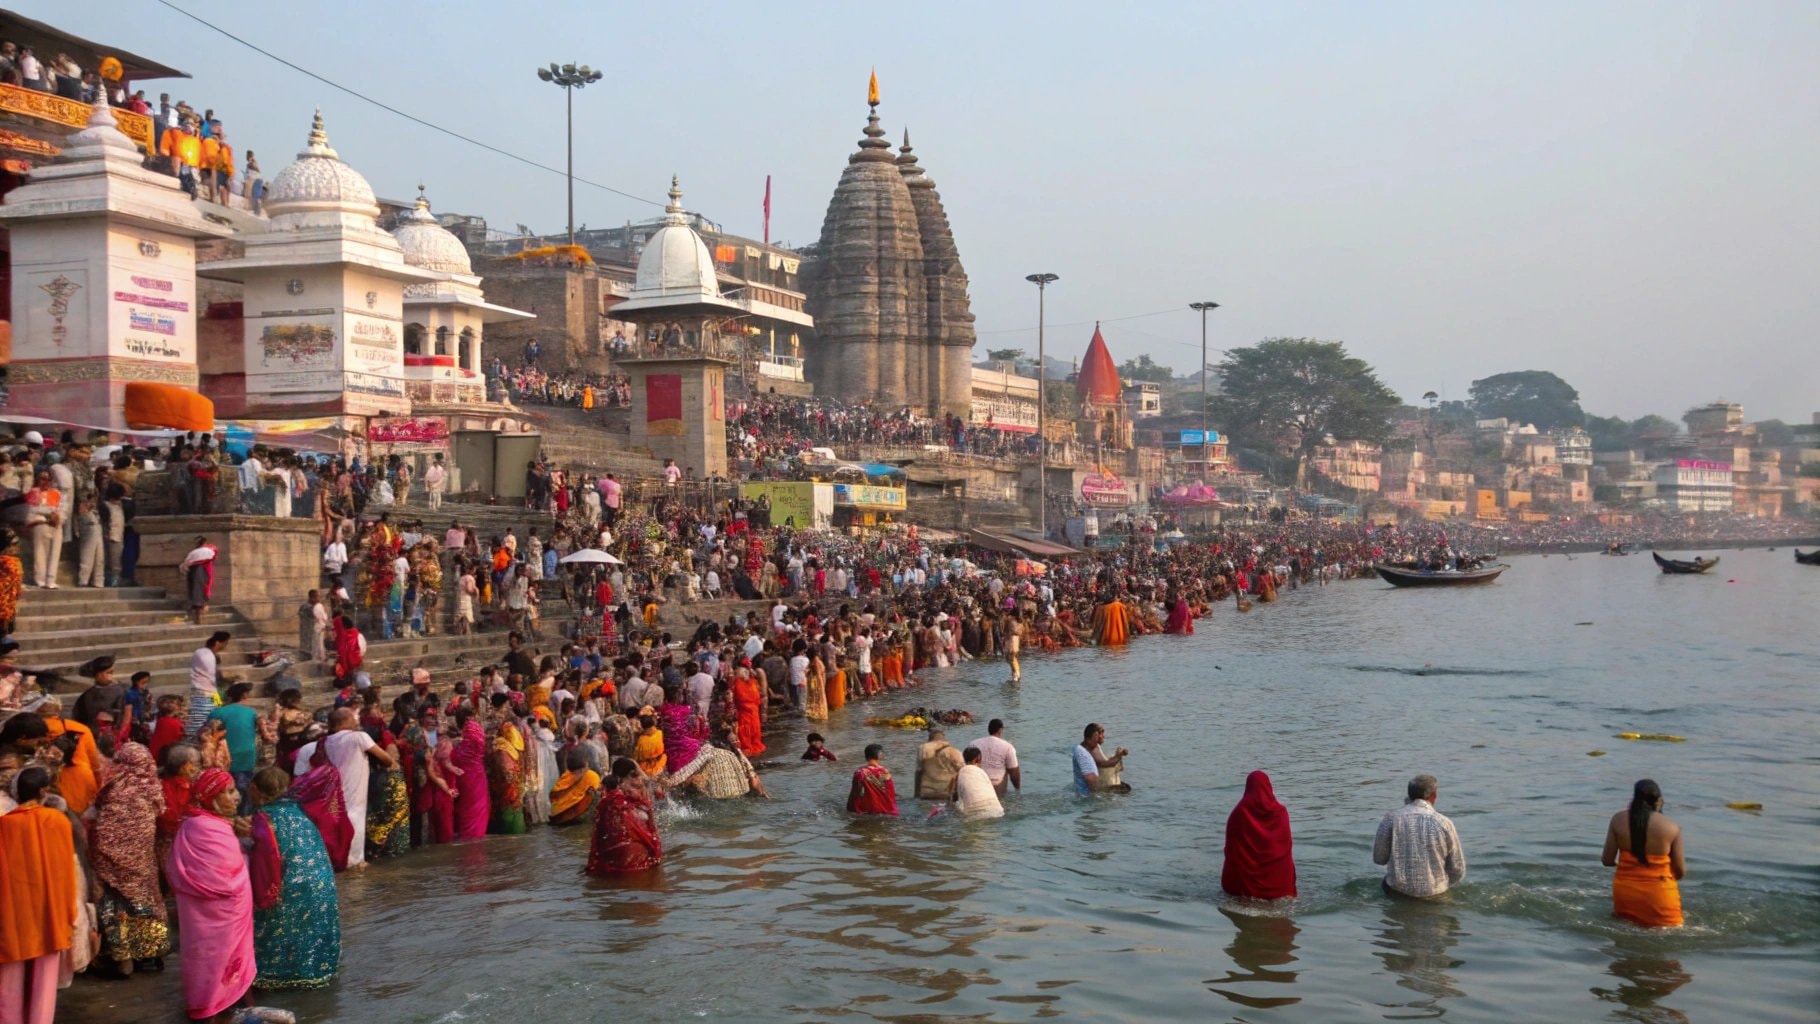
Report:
1180,429,1220,446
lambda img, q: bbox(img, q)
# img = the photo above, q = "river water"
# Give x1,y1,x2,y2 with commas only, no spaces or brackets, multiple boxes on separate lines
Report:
69,548,1819,1023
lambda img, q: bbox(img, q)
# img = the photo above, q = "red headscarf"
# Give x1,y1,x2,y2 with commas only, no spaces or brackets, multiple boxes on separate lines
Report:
1221,770,1296,900
188,767,236,817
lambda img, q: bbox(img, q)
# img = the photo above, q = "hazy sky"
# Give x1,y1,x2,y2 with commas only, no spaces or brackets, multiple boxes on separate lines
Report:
43,1,1819,423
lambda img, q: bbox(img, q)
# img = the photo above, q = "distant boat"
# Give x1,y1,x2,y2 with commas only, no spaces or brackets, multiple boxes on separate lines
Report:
1795,549,1820,566
1375,562,1509,587
1653,552,1719,575
1602,543,1634,556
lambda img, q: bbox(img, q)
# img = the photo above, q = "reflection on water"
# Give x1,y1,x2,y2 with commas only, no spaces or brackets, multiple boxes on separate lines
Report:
1590,943,1693,1024
1372,894,1466,1018
1205,905,1302,1008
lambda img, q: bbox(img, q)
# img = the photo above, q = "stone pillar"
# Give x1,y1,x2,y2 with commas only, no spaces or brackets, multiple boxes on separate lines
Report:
132,514,324,640
626,356,730,479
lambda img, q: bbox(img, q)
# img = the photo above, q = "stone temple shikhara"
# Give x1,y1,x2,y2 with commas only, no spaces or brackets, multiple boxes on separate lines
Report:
803,75,976,419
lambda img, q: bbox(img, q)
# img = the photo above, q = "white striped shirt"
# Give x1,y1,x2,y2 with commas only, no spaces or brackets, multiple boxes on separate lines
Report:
1373,799,1466,897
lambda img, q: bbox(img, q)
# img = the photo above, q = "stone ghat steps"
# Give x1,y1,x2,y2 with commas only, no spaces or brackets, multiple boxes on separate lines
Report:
15,586,259,688
22,620,259,669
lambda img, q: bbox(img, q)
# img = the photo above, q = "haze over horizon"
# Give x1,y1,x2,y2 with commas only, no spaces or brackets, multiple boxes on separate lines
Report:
42,1,1819,424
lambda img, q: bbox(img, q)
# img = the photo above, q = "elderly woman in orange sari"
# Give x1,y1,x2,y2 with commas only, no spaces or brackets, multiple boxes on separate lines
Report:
0,767,77,1024
586,757,661,875
548,749,601,826
37,697,101,814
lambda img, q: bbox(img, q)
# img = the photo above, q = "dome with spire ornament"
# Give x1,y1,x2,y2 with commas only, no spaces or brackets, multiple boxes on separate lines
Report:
629,176,721,300
263,109,380,229
392,185,473,275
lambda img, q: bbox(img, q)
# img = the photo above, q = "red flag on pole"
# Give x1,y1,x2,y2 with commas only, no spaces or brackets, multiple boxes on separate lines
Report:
763,175,771,245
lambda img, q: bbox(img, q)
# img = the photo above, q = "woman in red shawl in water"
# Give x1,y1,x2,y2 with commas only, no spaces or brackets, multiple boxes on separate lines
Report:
1221,770,1297,900
586,757,662,875
288,729,355,872
846,743,899,816
1162,589,1195,635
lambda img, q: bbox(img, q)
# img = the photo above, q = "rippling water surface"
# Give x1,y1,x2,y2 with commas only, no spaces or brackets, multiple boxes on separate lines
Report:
71,549,1820,1022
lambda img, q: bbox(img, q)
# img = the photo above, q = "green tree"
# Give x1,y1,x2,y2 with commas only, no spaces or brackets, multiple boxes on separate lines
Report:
1753,419,1795,446
1584,414,1634,451
986,347,1025,363
1117,353,1175,384
1042,380,1077,420
1208,338,1401,486
1631,414,1679,442
1468,370,1585,429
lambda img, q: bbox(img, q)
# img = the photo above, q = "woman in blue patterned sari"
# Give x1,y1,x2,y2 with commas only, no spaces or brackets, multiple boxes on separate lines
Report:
248,766,341,989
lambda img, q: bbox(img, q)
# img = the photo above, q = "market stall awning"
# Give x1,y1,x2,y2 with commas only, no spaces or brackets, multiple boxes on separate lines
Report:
966,528,1078,558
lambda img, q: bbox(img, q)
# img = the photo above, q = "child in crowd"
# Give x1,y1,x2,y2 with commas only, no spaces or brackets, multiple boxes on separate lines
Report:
801,734,838,762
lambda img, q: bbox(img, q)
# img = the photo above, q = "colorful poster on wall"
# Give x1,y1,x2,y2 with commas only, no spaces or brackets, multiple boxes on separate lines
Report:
646,373,684,436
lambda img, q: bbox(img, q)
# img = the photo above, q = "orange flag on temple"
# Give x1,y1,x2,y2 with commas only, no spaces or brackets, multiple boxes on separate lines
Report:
868,69,879,106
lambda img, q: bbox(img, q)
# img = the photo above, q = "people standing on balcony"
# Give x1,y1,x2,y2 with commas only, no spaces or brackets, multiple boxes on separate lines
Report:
16,45,42,91
243,151,264,215
210,125,234,205
0,42,16,85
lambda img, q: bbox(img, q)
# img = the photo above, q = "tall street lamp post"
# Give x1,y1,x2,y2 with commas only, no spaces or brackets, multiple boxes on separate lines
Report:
1026,273,1059,537
537,61,603,246
1189,300,1220,476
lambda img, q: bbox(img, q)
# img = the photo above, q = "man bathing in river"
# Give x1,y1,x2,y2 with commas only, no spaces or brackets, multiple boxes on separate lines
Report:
1072,722,1129,794
1374,774,1466,898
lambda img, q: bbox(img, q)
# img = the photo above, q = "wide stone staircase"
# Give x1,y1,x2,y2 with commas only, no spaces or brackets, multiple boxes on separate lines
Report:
16,579,579,711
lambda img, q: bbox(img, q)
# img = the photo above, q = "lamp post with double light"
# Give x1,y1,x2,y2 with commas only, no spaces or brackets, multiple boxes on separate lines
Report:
1026,273,1059,536
536,61,603,246
1189,300,1220,477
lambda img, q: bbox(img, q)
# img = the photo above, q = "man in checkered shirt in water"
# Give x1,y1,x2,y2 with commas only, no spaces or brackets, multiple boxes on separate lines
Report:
1374,774,1467,898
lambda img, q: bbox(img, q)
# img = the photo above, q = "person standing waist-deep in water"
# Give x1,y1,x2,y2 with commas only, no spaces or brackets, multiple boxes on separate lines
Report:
1222,770,1296,901
1601,778,1685,927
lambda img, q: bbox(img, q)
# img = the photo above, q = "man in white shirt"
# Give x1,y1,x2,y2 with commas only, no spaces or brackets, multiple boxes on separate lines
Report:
686,664,716,718
186,630,231,738
951,747,1004,818
1374,775,1466,898
423,454,448,510
322,707,395,868
788,643,810,710
771,598,789,632
967,719,1022,795
618,668,652,712
853,628,874,684
236,450,265,514
741,631,764,662
663,459,682,485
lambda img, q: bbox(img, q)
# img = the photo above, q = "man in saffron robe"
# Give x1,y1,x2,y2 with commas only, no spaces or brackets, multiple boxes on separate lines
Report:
1090,594,1131,647
0,768,76,1024
1221,770,1297,900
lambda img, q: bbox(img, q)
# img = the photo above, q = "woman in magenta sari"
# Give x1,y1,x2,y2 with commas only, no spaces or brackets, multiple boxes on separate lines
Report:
288,732,354,873
165,768,257,1021
426,711,460,844
658,686,707,775
450,705,491,840
586,758,662,876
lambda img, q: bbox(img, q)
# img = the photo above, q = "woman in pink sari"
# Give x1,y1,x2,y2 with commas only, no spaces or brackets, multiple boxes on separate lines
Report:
450,706,491,840
426,717,460,844
1163,590,1195,635
165,768,257,1021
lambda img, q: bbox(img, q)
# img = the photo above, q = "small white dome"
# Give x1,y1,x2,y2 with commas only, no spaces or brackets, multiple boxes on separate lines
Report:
264,109,379,224
631,176,720,299
393,188,471,274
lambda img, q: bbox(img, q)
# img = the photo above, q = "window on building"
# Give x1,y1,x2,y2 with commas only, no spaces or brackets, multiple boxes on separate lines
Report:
435,326,450,356
458,327,475,369
405,323,425,356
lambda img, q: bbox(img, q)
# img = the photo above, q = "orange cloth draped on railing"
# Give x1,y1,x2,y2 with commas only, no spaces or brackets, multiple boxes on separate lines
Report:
125,382,214,432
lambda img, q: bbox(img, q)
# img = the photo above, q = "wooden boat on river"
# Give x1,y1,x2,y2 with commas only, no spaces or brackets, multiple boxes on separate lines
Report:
1794,549,1820,566
1653,552,1719,575
1375,562,1509,587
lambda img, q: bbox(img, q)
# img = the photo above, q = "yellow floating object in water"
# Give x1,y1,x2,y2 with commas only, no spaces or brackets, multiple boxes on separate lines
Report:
1587,750,1606,757
1614,733,1686,742
1725,802,1763,811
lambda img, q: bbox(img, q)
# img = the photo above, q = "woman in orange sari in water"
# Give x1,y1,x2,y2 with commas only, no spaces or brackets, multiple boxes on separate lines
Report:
1091,593,1131,647
730,661,766,756
1602,778,1685,927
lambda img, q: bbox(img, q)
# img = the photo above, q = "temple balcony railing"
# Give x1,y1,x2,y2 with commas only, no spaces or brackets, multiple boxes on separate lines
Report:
0,83,154,154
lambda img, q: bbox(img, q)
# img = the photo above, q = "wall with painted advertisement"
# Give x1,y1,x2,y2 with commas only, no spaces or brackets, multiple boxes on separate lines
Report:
739,481,833,529
105,225,198,369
